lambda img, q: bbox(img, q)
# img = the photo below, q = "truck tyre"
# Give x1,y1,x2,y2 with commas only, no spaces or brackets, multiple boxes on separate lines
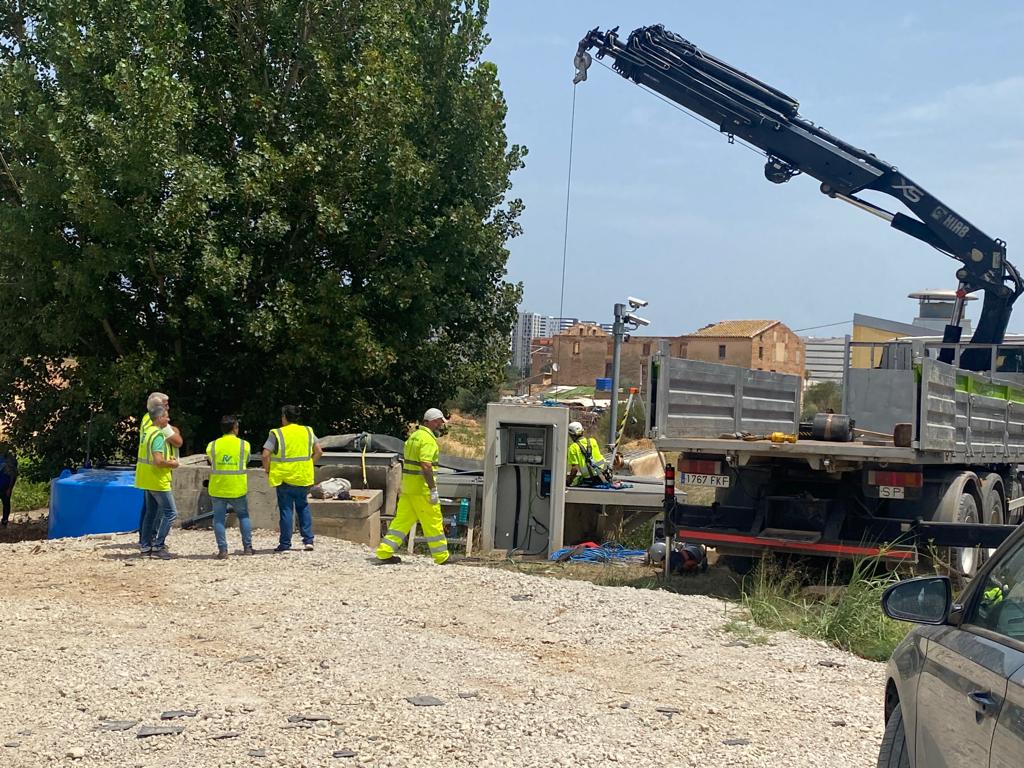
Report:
980,474,1005,560
876,702,910,768
953,492,981,578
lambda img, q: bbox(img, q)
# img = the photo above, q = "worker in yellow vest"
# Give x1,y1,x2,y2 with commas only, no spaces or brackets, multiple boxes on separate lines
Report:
261,405,323,553
376,408,450,565
566,421,609,486
137,392,183,545
206,415,253,559
135,405,180,559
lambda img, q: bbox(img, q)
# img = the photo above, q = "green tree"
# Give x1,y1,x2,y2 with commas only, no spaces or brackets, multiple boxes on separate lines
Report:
0,0,523,477
801,381,843,420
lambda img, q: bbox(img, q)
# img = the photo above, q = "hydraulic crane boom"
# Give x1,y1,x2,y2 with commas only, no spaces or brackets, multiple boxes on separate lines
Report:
574,24,1022,371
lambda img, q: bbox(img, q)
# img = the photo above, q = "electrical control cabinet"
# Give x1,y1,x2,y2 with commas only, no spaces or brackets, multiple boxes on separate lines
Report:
500,425,549,466
481,404,568,556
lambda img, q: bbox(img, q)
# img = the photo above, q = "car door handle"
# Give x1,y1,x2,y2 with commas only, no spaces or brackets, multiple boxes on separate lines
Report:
968,690,997,719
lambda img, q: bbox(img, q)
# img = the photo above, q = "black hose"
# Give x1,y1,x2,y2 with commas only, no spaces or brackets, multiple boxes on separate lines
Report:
512,465,522,549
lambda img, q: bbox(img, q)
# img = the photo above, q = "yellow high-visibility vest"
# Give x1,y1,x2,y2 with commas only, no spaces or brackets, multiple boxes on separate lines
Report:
401,425,439,494
267,423,316,487
206,435,250,498
135,425,172,492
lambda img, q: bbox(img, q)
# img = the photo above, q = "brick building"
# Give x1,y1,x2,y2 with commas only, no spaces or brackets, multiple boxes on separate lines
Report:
544,319,805,388
684,320,804,376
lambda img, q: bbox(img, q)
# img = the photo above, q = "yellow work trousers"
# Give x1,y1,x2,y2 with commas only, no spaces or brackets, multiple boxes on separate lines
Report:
376,490,449,564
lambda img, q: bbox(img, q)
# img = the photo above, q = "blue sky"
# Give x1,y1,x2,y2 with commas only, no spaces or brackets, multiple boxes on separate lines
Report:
485,2,1024,337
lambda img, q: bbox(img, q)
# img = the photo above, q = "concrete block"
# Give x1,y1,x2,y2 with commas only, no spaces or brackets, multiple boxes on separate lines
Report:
312,511,381,548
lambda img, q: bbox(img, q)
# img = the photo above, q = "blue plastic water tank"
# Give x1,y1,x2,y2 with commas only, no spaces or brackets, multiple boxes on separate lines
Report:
595,377,613,392
48,468,143,539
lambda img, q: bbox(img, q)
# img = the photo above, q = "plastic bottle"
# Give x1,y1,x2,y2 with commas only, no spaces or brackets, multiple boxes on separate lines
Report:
458,497,470,525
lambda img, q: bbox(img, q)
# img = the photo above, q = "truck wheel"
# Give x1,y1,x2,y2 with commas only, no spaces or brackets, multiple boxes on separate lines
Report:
981,477,1005,560
952,492,981,578
876,702,910,768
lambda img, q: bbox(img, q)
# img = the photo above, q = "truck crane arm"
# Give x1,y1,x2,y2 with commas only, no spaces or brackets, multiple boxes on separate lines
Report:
574,24,1021,371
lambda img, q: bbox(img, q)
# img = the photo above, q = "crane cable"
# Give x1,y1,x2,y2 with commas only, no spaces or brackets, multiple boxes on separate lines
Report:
553,84,577,388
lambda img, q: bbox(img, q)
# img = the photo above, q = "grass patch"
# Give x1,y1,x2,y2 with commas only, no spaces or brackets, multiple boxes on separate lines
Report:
741,556,909,661
722,617,772,646
440,412,485,460
8,455,50,513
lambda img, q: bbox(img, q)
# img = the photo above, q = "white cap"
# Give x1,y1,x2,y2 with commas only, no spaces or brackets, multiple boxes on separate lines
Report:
423,408,447,423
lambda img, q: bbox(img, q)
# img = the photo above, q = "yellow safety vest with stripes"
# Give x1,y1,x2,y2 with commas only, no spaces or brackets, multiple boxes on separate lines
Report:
267,423,316,487
401,425,439,494
135,425,174,492
206,435,251,498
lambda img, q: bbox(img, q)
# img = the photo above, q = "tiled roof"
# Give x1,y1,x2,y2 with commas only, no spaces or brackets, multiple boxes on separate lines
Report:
689,320,780,338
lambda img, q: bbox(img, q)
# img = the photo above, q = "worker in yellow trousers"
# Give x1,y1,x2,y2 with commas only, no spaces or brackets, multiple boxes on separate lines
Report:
376,408,450,565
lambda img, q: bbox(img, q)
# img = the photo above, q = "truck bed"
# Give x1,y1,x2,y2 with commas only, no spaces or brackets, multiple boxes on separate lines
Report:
654,436,940,465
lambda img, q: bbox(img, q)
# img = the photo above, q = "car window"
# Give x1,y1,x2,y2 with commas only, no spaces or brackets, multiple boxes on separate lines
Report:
965,539,1024,643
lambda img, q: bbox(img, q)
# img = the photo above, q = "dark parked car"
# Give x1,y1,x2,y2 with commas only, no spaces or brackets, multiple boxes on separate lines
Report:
879,526,1024,767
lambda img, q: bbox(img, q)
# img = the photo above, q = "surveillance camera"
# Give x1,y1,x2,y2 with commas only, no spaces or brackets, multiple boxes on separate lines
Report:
625,313,650,327
627,296,649,309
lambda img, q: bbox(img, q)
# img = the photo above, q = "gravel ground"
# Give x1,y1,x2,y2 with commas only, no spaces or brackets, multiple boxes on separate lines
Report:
1,530,885,767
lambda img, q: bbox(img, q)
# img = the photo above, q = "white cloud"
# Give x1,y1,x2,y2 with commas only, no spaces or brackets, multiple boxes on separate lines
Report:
881,76,1024,126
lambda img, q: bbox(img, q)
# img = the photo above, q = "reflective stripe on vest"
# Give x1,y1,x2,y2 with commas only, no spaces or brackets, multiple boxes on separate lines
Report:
269,426,314,463
267,423,316,487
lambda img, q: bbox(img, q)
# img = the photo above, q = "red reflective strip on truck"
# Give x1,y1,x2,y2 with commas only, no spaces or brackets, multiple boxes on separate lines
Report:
867,470,923,488
664,465,676,498
679,459,720,475
673,529,917,561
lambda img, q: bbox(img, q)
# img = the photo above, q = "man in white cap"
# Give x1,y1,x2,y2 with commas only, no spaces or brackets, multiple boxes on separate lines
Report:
376,408,450,564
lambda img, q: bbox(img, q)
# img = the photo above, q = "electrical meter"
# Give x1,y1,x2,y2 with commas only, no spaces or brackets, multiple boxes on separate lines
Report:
503,426,548,466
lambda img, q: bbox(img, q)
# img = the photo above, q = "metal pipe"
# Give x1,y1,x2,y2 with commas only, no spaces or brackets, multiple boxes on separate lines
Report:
833,192,896,222
608,303,625,448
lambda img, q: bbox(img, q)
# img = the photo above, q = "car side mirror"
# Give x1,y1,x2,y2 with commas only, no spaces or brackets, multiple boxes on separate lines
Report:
881,576,952,625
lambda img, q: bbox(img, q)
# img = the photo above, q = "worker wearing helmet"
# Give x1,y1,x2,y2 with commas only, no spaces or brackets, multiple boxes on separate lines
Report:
376,408,450,565
566,421,608,487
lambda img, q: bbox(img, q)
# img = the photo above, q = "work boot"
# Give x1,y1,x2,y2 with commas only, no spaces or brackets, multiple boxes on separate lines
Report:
243,546,255,556
153,548,173,561
140,547,152,558
303,543,314,552
274,544,290,553
376,555,402,565
216,550,228,560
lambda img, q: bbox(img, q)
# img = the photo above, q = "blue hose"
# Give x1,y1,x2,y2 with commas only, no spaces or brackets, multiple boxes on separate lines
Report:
549,542,647,564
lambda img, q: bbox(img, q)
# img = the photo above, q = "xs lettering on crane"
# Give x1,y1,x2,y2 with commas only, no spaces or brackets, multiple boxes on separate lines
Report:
893,177,923,203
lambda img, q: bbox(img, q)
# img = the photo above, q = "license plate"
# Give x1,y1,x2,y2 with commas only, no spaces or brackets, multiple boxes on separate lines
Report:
879,486,905,499
682,473,730,488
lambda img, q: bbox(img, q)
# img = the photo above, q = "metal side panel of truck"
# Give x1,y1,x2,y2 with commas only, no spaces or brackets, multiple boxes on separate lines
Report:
647,347,1024,573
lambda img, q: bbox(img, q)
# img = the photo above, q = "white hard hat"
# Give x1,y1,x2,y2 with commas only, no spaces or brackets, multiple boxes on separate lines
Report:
423,408,447,423
568,421,584,437
648,541,667,564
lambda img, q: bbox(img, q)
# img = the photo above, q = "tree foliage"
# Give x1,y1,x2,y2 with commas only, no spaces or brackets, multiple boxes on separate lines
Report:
801,381,843,420
0,0,523,477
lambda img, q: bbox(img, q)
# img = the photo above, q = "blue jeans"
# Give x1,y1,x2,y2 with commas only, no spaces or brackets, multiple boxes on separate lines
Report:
212,495,252,551
140,490,177,551
276,484,313,548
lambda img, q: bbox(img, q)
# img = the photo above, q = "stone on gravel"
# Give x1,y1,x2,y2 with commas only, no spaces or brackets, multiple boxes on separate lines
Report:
332,750,357,758
67,747,86,759
4,742,20,748
248,749,267,758
723,738,752,746
211,732,240,740
406,696,444,707
137,725,185,738
160,710,197,720
100,720,139,731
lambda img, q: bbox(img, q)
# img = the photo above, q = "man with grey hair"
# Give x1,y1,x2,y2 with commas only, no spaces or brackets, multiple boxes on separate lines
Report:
135,404,180,558
137,392,182,545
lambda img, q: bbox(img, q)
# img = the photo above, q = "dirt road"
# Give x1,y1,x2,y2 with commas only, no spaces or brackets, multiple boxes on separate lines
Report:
0,531,884,767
